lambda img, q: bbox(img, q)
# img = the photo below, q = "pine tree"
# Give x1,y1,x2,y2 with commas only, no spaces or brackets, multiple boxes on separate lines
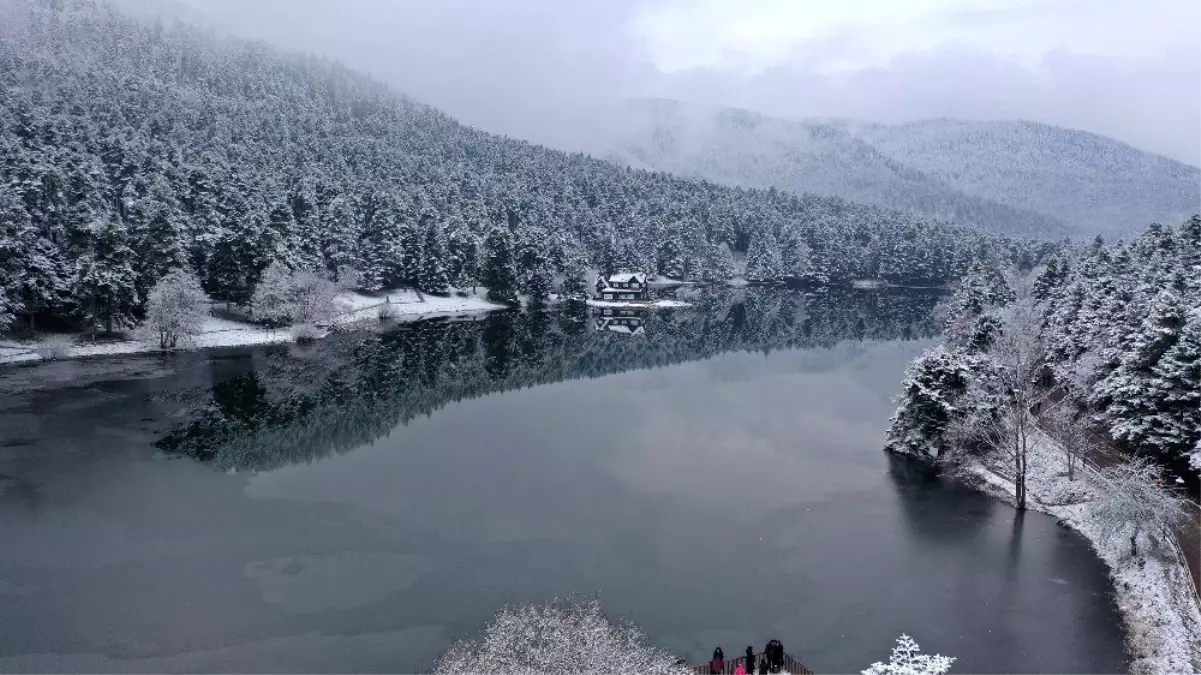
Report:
418,225,450,294
885,346,1000,459
657,239,685,279
1131,310,1201,463
1092,290,1187,449
483,227,518,305
559,261,589,304
72,220,139,335
360,196,405,291
745,230,782,281
1033,254,1068,300
128,177,188,305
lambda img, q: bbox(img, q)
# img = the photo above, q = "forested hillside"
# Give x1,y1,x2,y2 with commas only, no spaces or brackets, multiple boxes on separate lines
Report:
603,99,1199,240
0,0,1034,334
605,98,1071,240
846,119,1201,239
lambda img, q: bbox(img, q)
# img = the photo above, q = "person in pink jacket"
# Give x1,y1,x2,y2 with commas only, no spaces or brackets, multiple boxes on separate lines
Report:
734,662,747,675
710,647,725,674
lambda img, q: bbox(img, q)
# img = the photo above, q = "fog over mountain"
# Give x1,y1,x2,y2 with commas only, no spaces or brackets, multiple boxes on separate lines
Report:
598,98,1200,239
133,0,1200,169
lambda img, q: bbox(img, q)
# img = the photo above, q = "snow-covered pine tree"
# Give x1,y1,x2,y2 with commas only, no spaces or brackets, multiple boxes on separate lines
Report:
940,262,1016,349
359,195,406,291
71,220,139,335
483,227,518,305
745,230,782,281
418,224,450,294
559,261,589,304
1032,254,1069,301
656,239,685,279
885,346,1000,459
1091,290,1187,433
321,196,361,274
1126,309,1201,465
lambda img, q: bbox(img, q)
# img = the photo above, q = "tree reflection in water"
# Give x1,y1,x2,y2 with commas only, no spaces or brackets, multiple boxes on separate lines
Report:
158,288,942,472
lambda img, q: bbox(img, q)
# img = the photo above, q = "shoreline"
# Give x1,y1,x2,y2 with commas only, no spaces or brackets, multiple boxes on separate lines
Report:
0,288,506,366
953,432,1201,675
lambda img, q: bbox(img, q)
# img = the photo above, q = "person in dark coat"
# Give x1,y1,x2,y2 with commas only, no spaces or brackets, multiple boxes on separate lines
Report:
757,655,768,675
745,646,755,672
767,639,784,673
710,647,725,674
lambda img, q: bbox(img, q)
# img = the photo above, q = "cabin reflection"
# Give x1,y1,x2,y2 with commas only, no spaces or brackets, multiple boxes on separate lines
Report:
594,307,648,335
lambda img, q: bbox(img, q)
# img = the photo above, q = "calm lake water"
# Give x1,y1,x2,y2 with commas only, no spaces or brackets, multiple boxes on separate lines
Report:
0,288,1127,673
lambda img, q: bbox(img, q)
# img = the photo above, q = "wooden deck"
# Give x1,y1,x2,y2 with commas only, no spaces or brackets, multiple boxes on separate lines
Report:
691,651,814,675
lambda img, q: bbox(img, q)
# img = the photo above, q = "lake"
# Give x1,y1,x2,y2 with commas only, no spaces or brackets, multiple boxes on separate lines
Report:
0,288,1127,673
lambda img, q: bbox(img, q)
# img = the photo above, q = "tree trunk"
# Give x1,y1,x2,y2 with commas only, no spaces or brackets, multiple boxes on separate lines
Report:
1130,529,1139,558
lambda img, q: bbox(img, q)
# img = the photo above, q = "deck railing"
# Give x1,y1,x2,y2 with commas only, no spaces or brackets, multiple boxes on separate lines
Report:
691,651,814,675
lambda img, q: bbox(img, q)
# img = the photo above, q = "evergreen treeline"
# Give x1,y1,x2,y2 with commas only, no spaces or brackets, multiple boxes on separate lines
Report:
886,217,1201,482
1039,217,1201,477
157,288,941,472
0,0,1040,333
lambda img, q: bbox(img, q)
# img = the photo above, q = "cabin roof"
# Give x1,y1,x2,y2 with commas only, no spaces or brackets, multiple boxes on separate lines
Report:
606,272,645,283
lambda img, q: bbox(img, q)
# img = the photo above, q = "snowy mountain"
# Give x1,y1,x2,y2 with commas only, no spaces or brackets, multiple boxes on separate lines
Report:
602,99,1199,240
0,0,1042,333
842,118,1201,239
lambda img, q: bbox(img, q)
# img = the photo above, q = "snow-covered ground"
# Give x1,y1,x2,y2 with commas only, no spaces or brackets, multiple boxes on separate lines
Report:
962,432,1201,675
586,298,691,309
330,287,504,323
0,288,505,365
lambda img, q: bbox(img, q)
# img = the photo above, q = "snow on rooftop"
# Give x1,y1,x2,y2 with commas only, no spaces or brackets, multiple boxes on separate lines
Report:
605,273,646,283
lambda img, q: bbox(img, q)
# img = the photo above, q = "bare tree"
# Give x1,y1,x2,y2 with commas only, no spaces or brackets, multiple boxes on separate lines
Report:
1040,399,1095,481
1087,457,1188,557
978,297,1049,510
434,597,690,675
862,634,956,675
143,268,209,349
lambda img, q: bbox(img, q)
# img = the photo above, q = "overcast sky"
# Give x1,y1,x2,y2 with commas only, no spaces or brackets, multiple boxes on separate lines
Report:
151,0,1200,164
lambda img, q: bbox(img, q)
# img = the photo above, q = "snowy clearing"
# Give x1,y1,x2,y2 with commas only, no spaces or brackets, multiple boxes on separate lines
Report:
0,288,505,365
329,288,504,323
586,299,691,309
962,431,1201,675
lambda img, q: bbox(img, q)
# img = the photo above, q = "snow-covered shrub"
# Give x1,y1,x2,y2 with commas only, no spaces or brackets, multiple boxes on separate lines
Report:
290,323,322,343
252,263,338,327
377,302,398,321
143,269,209,349
862,634,955,675
34,342,69,361
434,597,691,675
335,264,361,291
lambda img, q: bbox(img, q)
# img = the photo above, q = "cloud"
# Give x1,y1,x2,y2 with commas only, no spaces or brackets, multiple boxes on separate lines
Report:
165,0,1200,164
630,0,1199,74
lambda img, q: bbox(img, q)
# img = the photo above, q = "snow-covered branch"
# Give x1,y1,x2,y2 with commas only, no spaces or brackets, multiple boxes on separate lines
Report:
434,597,690,675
